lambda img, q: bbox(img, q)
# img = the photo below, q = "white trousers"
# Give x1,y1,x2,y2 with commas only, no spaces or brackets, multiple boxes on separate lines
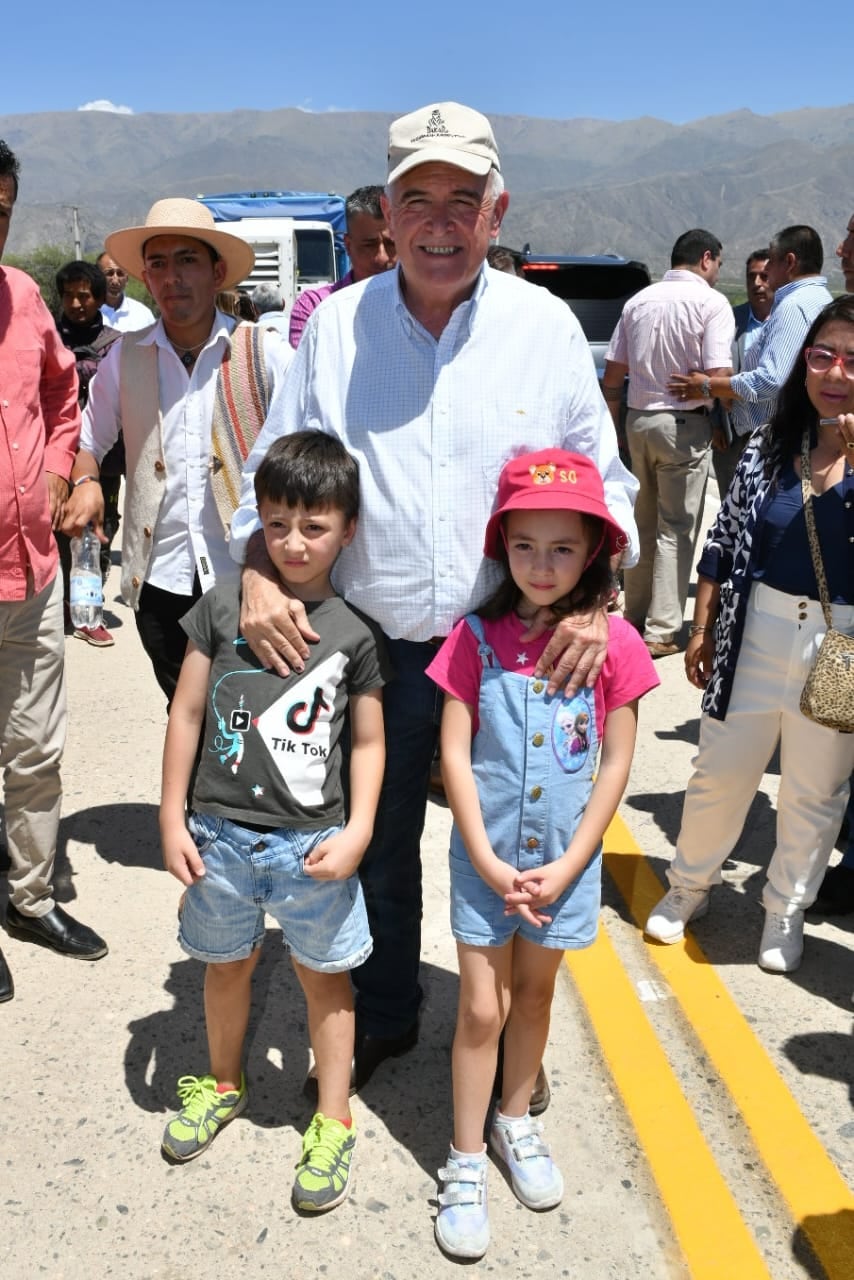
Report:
668,582,854,914
0,573,66,913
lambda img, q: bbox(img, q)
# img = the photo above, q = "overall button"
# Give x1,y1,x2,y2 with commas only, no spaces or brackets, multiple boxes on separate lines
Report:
532,732,544,747
530,786,542,801
532,680,545,694
526,837,539,849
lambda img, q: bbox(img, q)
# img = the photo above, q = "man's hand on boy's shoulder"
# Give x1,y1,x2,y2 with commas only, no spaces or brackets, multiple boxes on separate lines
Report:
240,531,320,676
304,828,369,881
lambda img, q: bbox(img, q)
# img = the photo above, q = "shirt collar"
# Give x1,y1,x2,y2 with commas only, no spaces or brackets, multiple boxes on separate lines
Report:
394,261,488,340
772,275,828,306
663,268,709,286
146,309,236,350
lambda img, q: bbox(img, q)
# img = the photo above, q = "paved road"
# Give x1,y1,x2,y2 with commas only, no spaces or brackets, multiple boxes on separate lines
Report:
2,489,853,1279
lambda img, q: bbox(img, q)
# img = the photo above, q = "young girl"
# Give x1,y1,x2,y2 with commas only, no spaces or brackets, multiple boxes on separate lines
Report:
426,449,658,1259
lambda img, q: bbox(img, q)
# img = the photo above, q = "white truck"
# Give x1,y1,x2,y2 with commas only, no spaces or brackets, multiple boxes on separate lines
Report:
198,191,348,318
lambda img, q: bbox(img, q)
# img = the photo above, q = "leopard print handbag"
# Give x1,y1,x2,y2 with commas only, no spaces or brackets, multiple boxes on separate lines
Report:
798,432,854,734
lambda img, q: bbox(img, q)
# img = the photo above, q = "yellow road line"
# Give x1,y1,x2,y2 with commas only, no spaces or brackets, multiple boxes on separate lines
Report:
566,930,773,1278
604,814,854,1278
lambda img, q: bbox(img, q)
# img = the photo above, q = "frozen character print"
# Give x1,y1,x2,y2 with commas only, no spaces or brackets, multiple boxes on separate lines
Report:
553,693,595,774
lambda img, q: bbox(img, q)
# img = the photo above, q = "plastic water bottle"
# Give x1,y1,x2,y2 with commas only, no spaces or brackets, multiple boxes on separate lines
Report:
69,525,104,630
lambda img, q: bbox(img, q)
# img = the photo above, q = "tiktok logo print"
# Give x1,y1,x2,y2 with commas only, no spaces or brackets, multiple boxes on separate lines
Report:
255,652,348,805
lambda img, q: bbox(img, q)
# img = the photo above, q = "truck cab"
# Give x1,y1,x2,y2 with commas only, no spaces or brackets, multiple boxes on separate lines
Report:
198,192,348,318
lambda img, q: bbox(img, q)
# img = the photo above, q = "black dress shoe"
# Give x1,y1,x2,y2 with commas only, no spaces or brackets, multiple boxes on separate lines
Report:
0,946,13,1002
5,903,108,960
353,1020,419,1092
528,1064,551,1116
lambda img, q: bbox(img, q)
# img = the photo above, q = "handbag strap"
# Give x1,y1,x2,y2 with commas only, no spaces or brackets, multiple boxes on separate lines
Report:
800,431,834,628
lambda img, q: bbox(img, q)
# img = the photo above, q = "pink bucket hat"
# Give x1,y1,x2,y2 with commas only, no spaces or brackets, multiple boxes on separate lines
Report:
483,449,629,560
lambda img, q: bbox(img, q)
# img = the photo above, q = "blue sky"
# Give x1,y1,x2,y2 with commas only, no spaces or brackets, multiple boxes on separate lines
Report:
4,2,852,123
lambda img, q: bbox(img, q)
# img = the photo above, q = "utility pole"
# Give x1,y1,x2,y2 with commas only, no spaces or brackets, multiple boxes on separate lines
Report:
71,206,81,258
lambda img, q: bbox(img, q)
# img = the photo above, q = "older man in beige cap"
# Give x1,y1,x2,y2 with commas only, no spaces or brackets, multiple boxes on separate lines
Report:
63,198,292,703
228,101,638,1108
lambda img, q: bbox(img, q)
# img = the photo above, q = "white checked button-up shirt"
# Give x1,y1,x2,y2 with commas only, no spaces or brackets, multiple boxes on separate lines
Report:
230,265,639,642
82,311,292,596
605,269,735,412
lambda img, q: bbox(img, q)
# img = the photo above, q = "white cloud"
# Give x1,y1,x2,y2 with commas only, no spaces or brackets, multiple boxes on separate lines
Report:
77,99,134,115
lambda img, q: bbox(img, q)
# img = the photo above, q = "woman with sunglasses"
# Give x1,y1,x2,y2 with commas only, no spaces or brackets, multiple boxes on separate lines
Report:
645,295,854,973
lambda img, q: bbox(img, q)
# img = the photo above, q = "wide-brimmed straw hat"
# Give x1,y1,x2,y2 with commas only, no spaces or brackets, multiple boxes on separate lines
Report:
105,198,255,289
483,449,629,560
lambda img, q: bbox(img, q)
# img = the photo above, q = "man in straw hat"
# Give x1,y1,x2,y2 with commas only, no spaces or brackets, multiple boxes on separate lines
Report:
228,102,640,1097
63,198,291,703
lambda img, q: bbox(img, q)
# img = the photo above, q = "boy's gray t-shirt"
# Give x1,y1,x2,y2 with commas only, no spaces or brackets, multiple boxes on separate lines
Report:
181,585,390,830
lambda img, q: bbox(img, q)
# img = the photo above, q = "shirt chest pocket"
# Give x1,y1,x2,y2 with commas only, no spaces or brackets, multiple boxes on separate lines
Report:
11,347,44,415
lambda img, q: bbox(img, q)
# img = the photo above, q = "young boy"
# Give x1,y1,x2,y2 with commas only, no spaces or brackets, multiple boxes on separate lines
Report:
159,431,388,1213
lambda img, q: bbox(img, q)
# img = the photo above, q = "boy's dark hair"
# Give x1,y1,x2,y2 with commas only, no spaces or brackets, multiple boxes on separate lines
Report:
55,259,108,305
477,512,613,622
254,430,360,523
0,139,20,200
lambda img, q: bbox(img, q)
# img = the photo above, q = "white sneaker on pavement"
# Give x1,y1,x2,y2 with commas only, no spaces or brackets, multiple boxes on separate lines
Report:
758,910,804,972
489,1112,563,1210
645,886,710,943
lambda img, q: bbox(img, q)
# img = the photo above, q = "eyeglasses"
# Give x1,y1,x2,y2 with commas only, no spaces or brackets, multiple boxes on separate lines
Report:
804,346,854,379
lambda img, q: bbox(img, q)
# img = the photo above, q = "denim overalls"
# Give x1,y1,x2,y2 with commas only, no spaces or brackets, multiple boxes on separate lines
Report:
449,614,602,950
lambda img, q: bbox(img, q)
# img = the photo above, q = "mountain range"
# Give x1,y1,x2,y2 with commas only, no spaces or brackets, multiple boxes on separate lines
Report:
2,103,852,285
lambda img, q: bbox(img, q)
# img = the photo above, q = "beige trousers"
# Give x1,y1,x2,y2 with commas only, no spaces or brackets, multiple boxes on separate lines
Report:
0,572,66,914
624,408,711,644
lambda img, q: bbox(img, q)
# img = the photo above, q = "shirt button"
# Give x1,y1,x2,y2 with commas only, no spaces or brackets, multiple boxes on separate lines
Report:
143,526,152,538
532,681,545,694
526,837,539,849
132,575,141,588
154,459,166,473
253,841,266,852
532,732,544,747
18,485,25,493
11,442,18,450
530,786,542,800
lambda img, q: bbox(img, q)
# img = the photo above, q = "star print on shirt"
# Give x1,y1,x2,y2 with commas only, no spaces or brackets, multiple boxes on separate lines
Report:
516,651,528,666
251,785,265,797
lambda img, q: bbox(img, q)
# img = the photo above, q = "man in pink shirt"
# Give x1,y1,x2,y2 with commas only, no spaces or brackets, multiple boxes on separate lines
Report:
288,185,396,347
0,140,108,1002
602,229,734,657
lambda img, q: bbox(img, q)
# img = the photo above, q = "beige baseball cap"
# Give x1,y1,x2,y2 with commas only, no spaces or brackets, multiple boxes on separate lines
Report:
387,102,500,185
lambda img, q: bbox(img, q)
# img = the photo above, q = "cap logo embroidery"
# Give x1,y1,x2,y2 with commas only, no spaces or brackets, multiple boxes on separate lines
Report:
410,109,465,144
529,463,557,485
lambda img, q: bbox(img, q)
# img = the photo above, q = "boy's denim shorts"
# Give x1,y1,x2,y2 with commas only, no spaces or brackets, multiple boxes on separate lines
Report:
178,812,373,972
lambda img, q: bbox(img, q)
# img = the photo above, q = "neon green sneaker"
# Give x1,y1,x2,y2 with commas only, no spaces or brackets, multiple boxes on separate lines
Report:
292,1112,356,1212
161,1073,247,1162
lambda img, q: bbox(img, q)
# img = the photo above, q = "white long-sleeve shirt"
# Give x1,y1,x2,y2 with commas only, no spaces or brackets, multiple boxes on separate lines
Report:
231,266,639,641
82,311,292,595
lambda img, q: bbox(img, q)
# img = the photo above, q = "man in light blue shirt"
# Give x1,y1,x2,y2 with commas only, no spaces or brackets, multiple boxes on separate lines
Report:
231,101,639,1095
670,226,832,435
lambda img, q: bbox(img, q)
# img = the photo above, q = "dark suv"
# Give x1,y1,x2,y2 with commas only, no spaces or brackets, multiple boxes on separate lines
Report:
519,253,651,376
